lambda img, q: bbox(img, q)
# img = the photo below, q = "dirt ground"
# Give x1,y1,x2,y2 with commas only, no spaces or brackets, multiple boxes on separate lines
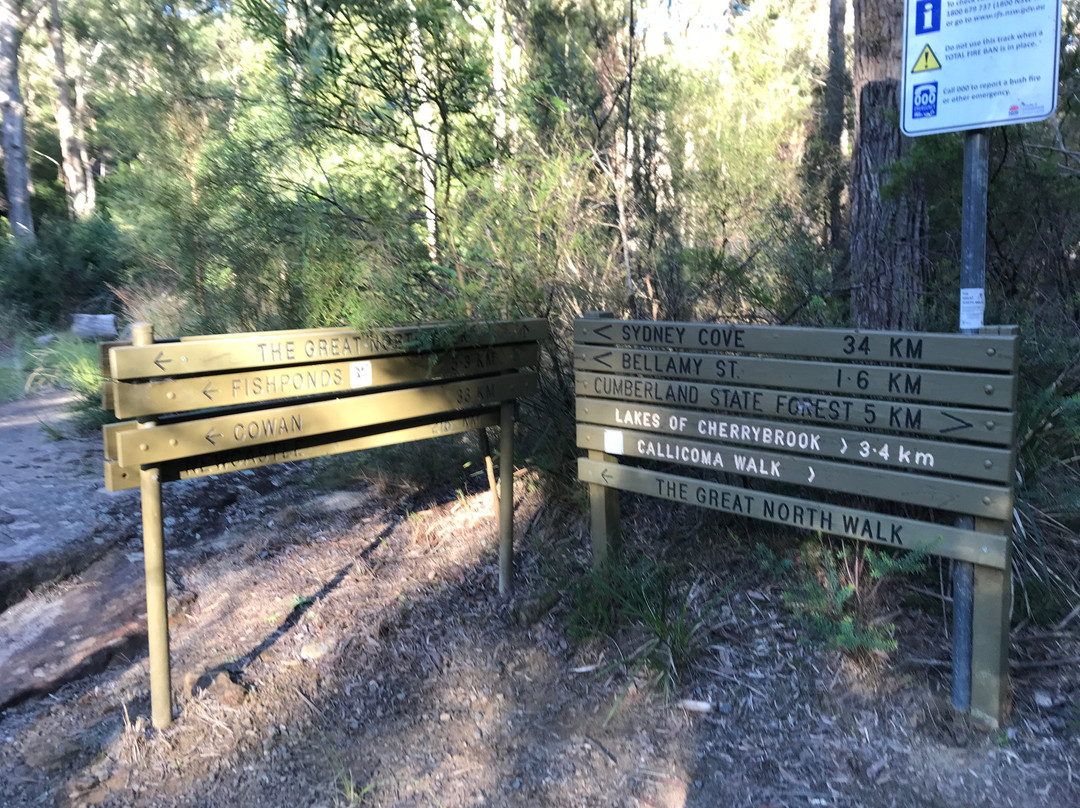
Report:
1,391,1080,808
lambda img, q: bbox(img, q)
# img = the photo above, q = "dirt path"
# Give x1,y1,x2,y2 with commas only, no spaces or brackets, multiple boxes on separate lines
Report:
0,390,144,614
0,395,1078,807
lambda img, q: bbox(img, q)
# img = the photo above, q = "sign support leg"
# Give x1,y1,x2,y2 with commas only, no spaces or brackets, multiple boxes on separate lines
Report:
588,450,620,567
141,461,172,728
131,321,173,728
970,554,1011,728
498,402,515,595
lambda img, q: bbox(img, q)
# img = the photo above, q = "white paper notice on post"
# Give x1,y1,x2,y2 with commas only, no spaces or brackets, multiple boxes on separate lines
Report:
960,287,985,331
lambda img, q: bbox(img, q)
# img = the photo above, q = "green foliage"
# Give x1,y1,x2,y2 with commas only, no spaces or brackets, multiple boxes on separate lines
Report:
0,217,140,327
782,541,928,656
23,334,114,433
568,559,722,699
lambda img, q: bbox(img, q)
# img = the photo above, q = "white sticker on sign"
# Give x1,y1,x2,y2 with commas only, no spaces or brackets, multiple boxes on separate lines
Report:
603,429,624,455
350,360,373,388
960,288,985,331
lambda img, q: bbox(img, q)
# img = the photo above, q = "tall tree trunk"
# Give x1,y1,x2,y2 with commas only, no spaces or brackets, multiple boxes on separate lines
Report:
47,0,93,219
825,0,846,278
493,0,507,161
0,0,34,241
408,10,438,263
849,0,926,329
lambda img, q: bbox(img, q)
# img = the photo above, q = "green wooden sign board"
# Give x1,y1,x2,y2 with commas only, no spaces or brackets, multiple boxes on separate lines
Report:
574,314,1018,729
103,319,548,730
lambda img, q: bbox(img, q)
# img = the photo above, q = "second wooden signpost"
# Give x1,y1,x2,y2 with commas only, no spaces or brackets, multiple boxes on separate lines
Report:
103,319,549,728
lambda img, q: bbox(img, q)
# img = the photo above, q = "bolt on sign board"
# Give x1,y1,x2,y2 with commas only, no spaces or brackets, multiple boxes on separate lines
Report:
102,318,548,728
574,315,1019,728
901,0,1061,135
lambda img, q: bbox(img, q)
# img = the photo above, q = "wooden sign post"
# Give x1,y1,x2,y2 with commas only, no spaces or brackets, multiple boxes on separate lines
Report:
574,315,1018,727
104,319,548,728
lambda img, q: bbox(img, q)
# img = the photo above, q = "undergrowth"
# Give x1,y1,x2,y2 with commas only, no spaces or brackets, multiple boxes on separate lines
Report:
777,539,928,656
23,334,114,433
568,558,726,714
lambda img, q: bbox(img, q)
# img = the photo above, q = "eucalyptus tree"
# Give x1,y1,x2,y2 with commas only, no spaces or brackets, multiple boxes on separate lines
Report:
0,0,41,241
849,0,927,329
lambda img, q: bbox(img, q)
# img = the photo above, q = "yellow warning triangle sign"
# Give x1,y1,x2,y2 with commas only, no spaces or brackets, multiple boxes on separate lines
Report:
912,44,942,73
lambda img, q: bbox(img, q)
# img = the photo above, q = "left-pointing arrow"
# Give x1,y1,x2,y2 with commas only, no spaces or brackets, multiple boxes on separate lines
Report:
205,428,223,445
593,323,613,341
594,351,613,369
154,352,172,372
601,468,612,484
202,381,219,400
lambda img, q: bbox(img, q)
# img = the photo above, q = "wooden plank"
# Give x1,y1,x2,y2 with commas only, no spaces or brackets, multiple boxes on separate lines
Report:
575,318,1017,371
970,521,1012,729
575,346,1013,409
576,424,1013,520
575,398,1014,483
116,372,536,466
111,343,539,418
109,319,549,380
104,411,500,492
102,420,138,461
576,372,1016,446
577,458,1009,568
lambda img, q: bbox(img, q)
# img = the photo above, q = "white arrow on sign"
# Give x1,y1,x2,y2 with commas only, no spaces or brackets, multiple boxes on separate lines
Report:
840,438,848,454
808,466,816,483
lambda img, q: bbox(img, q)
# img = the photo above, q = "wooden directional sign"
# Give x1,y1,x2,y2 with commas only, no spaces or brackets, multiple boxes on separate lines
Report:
575,346,1013,409
576,424,1012,520
116,372,535,467
574,318,1017,371
105,411,499,492
578,458,1009,569
576,372,1015,446
109,343,539,419
574,315,1019,729
109,319,548,380
575,398,1014,483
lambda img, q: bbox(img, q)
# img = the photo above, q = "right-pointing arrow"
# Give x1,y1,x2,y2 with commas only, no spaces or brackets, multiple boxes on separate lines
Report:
940,411,974,434
808,466,816,483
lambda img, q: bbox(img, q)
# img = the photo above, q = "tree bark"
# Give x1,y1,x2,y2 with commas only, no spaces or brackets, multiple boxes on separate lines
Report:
849,0,926,329
47,0,93,219
825,0,846,274
408,9,438,263
0,0,34,241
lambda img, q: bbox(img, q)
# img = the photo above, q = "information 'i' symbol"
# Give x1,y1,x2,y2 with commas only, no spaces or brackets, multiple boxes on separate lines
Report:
914,0,941,34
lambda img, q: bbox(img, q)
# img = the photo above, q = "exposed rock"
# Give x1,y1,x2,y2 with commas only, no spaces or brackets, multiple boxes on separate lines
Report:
205,672,247,708
0,552,147,709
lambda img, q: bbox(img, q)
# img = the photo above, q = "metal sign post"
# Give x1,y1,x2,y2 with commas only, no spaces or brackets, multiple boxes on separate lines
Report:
898,0,1059,725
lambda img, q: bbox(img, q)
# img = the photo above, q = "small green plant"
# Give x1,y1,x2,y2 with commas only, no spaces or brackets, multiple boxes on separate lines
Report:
755,542,795,578
337,770,375,805
568,558,727,718
782,539,928,656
